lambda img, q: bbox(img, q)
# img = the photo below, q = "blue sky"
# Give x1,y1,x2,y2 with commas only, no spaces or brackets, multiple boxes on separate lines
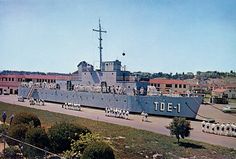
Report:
0,0,235,73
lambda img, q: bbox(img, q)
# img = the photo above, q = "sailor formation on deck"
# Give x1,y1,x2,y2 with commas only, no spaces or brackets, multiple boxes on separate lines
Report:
201,121,236,137
74,84,126,94
21,82,58,89
105,107,129,119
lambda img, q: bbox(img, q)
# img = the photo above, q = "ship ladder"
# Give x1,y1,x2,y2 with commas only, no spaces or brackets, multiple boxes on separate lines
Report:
27,85,35,99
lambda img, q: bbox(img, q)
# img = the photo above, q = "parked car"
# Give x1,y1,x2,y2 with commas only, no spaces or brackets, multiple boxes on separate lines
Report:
222,105,236,113
3,90,9,95
18,96,25,102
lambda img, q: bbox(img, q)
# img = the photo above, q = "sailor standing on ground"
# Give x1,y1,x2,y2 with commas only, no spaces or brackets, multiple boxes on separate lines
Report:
9,114,14,125
2,112,7,124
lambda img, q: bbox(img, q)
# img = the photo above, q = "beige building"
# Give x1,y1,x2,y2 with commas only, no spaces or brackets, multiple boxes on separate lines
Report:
212,88,236,99
149,78,190,94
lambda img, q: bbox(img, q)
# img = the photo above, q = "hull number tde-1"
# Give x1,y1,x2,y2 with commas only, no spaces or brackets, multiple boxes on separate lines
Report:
154,102,181,113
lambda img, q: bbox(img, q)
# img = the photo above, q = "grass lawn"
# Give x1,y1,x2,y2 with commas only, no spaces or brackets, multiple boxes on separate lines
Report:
0,101,236,159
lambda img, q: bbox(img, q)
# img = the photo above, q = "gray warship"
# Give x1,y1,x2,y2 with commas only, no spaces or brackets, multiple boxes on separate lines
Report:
18,20,203,119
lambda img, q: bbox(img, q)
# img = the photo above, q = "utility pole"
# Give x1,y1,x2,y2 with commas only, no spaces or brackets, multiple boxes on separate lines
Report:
93,19,107,70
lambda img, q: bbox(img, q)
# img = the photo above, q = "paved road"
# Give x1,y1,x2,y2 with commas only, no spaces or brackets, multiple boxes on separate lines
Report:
0,95,236,149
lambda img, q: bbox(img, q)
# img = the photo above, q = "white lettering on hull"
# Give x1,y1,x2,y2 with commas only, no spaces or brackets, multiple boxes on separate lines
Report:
154,102,181,113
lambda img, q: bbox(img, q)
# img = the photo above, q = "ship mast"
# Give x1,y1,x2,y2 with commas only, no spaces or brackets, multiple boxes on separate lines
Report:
93,19,107,70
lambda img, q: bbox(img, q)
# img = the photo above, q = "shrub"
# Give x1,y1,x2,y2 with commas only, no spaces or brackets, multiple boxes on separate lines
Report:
7,124,28,145
24,127,50,158
166,117,192,143
48,122,90,153
63,133,103,158
3,146,22,159
81,141,115,159
12,112,41,127
0,123,9,133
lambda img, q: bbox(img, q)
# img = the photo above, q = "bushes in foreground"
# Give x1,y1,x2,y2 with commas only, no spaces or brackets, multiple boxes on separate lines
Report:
7,112,41,145
3,146,22,159
3,111,112,158
24,127,50,158
48,122,91,153
7,124,28,145
11,112,41,127
63,133,115,159
82,141,115,159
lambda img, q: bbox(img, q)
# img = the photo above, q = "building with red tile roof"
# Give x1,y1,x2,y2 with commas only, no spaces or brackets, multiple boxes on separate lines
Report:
149,78,190,94
212,88,236,99
0,73,71,95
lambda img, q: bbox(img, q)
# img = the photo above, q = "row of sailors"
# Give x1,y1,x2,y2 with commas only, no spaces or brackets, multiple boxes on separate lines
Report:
201,121,236,137
74,85,126,95
62,103,81,111
74,85,102,93
21,82,57,89
133,87,145,96
105,107,129,119
29,98,45,106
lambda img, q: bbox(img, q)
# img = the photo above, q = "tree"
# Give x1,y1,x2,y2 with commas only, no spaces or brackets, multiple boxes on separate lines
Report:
48,122,90,153
81,141,115,159
24,127,50,158
12,112,41,128
166,117,192,143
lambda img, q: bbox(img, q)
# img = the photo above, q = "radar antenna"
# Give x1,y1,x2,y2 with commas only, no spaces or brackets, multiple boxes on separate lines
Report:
93,19,107,70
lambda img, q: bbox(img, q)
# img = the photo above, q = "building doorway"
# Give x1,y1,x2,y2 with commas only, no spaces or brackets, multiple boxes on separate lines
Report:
10,89,13,94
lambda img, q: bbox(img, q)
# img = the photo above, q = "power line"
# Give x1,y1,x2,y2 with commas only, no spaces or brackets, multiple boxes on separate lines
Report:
0,133,63,158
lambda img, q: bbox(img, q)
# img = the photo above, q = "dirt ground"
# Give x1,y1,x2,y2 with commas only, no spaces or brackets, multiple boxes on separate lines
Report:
0,95,236,150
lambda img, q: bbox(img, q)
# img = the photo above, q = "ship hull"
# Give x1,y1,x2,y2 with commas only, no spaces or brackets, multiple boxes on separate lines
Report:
18,87,202,119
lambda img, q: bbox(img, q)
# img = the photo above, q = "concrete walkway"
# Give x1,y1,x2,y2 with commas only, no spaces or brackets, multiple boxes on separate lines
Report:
0,95,236,150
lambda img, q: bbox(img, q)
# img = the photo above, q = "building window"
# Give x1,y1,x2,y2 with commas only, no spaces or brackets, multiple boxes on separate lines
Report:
183,84,186,88
157,84,160,87
12,78,14,81
166,84,172,88
179,84,182,88
175,84,178,88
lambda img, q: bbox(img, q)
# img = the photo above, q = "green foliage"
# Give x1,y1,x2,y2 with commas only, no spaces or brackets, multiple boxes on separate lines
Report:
3,146,22,159
24,127,50,158
0,123,9,133
1,102,236,159
72,133,103,154
12,112,41,127
48,122,90,153
81,141,115,159
7,124,28,145
63,133,104,158
166,117,192,143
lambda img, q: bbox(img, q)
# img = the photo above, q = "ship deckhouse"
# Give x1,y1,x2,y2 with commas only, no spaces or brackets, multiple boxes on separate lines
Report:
75,59,146,95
